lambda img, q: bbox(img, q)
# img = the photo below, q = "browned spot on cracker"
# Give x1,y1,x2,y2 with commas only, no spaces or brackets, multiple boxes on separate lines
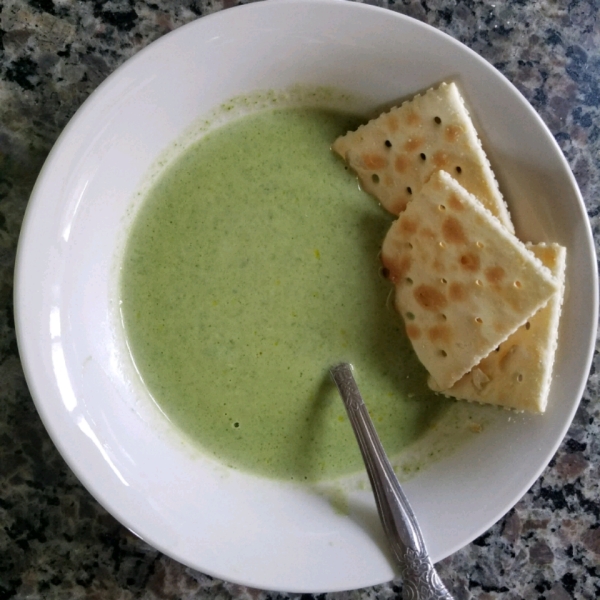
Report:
387,115,399,132
404,137,424,152
448,193,464,211
405,111,421,126
400,217,418,235
394,154,409,173
433,151,449,168
432,259,444,273
362,153,387,169
414,285,448,311
459,252,480,272
449,282,467,302
428,324,451,343
485,266,506,285
445,124,463,143
406,324,421,340
442,216,467,244
420,227,436,240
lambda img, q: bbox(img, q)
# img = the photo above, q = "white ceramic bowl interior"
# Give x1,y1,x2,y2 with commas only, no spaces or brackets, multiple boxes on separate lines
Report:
15,0,597,593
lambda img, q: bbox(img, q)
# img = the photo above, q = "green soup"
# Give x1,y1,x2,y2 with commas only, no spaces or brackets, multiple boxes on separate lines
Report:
120,107,448,481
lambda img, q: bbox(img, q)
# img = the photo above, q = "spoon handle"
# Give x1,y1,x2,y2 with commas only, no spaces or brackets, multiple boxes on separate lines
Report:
330,363,454,600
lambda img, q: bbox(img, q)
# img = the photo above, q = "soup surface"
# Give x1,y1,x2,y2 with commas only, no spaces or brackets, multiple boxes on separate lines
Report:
120,107,448,481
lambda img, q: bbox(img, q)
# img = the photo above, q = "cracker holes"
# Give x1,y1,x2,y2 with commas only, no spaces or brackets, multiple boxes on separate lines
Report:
440,313,447,321
516,373,524,382
525,321,531,330
456,166,462,174
420,153,427,161
514,280,522,288
475,317,483,324
439,204,446,211
406,312,415,320
434,116,442,124
475,279,483,286
384,140,392,148
407,187,413,195
372,174,380,184
439,349,447,357
407,242,414,249
380,267,390,279
441,278,448,284
439,241,446,249
476,241,484,249
405,277,414,285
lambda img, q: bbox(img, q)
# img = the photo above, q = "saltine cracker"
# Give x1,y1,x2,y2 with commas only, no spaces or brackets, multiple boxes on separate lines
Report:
332,82,514,232
430,243,566,412
381,170,558,390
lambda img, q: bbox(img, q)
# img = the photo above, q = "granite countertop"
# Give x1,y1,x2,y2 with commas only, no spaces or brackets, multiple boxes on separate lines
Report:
1,0,599,598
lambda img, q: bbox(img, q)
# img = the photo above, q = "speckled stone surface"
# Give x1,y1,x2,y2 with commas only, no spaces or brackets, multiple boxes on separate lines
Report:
0,0,599,598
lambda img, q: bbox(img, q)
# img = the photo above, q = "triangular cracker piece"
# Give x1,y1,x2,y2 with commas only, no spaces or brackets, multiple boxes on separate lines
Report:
333,82,514,232
381,170,558,390
429,243,566,413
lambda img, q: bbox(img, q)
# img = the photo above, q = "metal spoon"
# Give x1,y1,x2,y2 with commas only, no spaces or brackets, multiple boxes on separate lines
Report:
330,362,454,600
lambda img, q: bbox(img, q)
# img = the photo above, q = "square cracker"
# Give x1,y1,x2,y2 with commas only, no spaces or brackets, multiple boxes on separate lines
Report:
429,243,566,413
332,82,514,232
381,170,558,390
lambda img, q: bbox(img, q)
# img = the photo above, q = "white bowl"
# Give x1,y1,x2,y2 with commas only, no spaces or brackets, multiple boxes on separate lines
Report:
14,0,597,593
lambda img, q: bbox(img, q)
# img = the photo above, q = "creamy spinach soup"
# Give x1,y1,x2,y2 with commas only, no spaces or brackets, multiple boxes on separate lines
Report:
120,107,447,481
